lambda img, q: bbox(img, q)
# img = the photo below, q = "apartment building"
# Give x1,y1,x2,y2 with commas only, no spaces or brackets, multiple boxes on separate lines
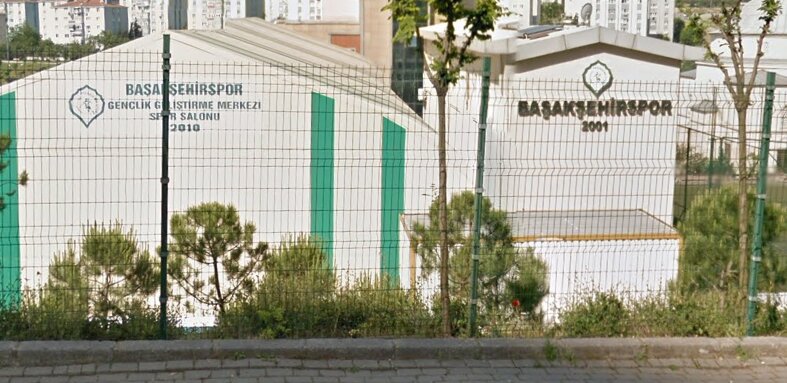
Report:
53,0,128,44
3,0,128,45
566,0,674,39
265,0,357,22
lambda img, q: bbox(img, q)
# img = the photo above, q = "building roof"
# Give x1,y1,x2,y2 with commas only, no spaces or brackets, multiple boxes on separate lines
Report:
420,21,706,62
1,18,427,128
156,18,424,120
401,209,679,243
182,18,373,68
740,0,787,34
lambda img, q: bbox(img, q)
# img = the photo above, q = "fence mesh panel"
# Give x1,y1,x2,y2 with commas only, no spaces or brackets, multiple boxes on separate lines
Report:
1,46,786,339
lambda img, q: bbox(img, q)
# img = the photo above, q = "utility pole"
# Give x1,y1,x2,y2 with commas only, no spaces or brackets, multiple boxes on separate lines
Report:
80,6,86,45
220,0,225,29
4,2,9,61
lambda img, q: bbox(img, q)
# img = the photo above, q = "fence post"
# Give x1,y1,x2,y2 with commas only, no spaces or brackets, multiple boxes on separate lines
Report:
159,34,171,340
468,57,491,337
708,136,715,190
683,129,690,220
746,71,776,336
708,88,718,189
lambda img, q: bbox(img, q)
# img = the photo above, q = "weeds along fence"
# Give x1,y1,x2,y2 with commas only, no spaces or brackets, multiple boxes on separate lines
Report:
0,42,786,340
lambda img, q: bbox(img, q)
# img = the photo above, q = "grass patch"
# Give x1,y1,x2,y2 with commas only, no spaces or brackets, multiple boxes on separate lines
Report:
542,340,576,365
735,345,751,361
0,60,59,85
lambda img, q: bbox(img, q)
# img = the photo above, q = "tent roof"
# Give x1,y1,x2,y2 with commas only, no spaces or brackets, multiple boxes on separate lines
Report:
420,22,705,62
2,18,427,128
740,0,787,35
401,209,678,242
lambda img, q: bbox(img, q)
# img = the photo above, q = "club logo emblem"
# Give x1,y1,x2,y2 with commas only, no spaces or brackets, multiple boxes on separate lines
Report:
582,61,613,98
69,85,105,128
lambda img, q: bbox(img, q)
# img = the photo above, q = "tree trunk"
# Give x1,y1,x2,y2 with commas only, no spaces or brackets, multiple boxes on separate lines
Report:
736,107,749,290
437,88,451,337
212,256,225,315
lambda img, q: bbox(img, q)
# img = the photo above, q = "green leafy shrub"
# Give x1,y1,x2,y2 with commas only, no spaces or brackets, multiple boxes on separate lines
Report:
629,289,744,337
678,186,787,292
169,202,268,316
0,290,179,340
556,292,630,337
218,235,436,338
413,191,549,334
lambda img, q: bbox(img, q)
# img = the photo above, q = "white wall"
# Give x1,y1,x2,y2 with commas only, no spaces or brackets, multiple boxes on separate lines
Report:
517,239,679,323
322,0,358,21
1,33,437,316
4,3,28,31
420,49,680,224
41,6,110,45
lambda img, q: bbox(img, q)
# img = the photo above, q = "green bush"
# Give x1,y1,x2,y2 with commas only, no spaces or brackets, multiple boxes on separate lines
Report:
678,186,787,292
413,191,549,334
218,236,436,338
0,291,178,340
629,290,744,337
553,289,787,338
556,292,630,337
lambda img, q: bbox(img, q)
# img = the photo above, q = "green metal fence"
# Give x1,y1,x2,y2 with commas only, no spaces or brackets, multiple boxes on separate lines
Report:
0,41,786,340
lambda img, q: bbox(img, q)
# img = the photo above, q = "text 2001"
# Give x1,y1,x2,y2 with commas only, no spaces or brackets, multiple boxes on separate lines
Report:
581,121,609,132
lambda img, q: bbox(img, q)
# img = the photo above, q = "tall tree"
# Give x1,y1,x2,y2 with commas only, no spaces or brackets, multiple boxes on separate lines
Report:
169,202,268,315
673,17,686,43
678,186,787,292
540,2,564,24
703,0,781,289
88,31,130,51
412,191,548,334
385,0,502,337
680,14,705,46
46,223,159,321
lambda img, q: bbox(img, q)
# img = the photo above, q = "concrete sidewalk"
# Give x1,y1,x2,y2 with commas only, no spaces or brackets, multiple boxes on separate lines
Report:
1,338,787,367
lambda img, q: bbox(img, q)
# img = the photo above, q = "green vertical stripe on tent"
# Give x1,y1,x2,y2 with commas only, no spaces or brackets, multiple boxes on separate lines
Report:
310,92,335,267
0,92,20,308
381,118,405,280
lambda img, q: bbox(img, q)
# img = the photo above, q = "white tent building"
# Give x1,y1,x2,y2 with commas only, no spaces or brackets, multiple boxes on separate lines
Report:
413,21,704,320
0,18,450,312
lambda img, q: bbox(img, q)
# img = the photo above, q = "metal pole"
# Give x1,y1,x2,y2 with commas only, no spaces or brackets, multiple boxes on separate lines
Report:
682,129,690,220
159,34,171,340
709,137,715,189
746,72,776,336
80,6,86,45
221,0,225,29
468,57,491,337
4,2,9,61
709,88,717,189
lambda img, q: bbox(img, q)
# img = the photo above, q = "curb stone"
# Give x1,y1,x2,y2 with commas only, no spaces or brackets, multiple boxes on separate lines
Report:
0,338,785,367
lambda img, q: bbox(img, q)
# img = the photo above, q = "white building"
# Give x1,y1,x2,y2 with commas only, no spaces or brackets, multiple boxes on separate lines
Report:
266,0,358,22
122,0,167,35
3,1,37,31
50,1,128,45
683,0,787,173
417,20,704,320
566,0,674,39
1,1,128,45
0,18,436,315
